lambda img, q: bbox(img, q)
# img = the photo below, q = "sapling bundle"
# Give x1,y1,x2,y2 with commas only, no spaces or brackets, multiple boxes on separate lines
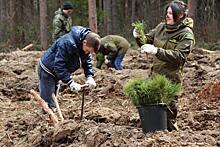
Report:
132,21,147,44
123,74,182,106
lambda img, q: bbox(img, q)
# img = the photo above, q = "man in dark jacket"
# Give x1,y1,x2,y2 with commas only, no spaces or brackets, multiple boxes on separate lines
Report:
38,26,101,110
52,2,73,41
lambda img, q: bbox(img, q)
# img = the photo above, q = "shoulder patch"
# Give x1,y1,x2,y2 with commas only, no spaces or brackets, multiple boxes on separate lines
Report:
183,32,194,40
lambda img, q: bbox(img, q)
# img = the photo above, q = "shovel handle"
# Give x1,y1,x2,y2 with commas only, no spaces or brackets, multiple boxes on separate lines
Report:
81,84,89,88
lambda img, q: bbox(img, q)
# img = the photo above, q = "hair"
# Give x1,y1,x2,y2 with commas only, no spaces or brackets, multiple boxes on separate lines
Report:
166,0,188,22
85,32,101,53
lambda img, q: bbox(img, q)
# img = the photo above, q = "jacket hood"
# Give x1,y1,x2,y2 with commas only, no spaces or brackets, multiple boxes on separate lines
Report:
182,17,193,29
55,8,63,15
70,26,91,47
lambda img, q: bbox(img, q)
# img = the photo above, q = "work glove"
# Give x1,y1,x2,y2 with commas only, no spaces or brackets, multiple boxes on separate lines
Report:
133,28,140,38
104,58,110,64
85,76,96,89
69,81,81,91
141,44,158,55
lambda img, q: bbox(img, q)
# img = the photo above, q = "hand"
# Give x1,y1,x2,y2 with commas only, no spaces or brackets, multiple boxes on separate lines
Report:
141,44,158,55
85,77,96,89
104,58,110,64
133,28,140,38
69,81,81,91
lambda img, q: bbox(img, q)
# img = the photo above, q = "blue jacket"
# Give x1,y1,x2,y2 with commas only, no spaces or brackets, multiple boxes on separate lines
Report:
40,26,94,84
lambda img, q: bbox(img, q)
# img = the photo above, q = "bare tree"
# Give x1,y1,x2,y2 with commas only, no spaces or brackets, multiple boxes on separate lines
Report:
88,0,97,32
39,0,48,50
188,0,197,19
131,0,136,23
111,0,117,33
103,0,111,35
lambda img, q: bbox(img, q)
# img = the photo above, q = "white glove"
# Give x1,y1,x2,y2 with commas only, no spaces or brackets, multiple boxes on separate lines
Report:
133,28,140,38
104,58,110,64
141,44,158,55
69,81,81,91
85,77,96,89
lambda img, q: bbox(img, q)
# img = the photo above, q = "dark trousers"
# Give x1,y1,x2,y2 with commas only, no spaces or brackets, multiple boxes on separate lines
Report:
167,97,178,131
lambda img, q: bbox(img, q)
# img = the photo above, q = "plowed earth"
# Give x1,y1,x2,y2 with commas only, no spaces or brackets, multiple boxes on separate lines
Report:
0,48,219,146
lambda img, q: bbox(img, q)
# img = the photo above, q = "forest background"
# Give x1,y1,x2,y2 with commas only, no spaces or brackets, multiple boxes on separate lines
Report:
0,0,219,52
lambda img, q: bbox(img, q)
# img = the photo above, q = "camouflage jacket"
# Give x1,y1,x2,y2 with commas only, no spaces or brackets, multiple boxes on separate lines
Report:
96,35,130,68
136,18,195,83
52,8,72,41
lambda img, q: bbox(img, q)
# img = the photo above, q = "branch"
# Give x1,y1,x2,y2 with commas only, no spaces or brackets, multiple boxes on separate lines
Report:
30,89,58,126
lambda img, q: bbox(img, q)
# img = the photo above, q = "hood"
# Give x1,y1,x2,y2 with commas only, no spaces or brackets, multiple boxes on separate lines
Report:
54,8,63,15
182,17,193,29
55,8,69,18
70,26,91,47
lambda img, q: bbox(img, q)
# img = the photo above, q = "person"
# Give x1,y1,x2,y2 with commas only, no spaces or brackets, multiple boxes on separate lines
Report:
96,35,130,70
52,2,73,41
38,26,101,111
133,0,195,131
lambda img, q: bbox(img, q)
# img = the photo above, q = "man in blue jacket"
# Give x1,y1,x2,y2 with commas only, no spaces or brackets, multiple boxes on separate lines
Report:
38,26,101,111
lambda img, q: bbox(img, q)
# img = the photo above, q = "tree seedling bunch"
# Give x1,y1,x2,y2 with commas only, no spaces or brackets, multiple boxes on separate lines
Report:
132,21,147,44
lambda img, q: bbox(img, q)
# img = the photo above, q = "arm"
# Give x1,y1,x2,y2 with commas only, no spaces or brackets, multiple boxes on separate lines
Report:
53,17,64,40
54,41,73,84
96,52,105,69
81,53,94,78
105,43,118,61
156,34,195,66
156,30,195,66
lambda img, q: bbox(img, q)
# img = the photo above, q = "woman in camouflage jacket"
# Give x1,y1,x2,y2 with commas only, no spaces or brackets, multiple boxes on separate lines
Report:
133,0,195,131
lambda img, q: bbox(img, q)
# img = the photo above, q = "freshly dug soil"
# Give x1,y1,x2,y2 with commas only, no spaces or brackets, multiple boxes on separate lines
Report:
0,48,219,146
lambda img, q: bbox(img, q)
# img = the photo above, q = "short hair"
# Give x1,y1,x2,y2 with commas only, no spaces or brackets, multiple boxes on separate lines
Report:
166,0,188,22
85,32,101,53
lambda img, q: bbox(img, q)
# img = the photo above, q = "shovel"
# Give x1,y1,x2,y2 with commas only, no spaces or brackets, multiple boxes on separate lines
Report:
80,84,89,120
52,93,64,122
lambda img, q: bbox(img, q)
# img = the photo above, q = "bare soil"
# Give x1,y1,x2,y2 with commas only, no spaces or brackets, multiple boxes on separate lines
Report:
0,48,219,147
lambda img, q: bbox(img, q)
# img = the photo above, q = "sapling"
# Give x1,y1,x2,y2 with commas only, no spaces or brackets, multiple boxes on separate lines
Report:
132,21,147,44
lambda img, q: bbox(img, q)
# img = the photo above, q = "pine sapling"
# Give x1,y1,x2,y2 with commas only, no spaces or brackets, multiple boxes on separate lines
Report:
132,21,147,44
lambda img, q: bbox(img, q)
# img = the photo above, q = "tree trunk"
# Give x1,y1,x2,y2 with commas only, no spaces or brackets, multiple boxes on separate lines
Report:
131,0,136,23
124,0,128,26
10,0,25,46
187,0,197,19
103,0,111,35
88,0,97,32
0,0,6,40
111,0,117,34
39,0,48,50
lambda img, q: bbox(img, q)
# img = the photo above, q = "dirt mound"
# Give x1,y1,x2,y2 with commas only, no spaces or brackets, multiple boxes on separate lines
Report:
0,48,219,146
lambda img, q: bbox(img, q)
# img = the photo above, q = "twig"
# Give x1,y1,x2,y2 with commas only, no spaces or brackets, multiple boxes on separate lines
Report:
30,89,58,126
6,132,12,142
21,44,34,51
0,134,6,142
